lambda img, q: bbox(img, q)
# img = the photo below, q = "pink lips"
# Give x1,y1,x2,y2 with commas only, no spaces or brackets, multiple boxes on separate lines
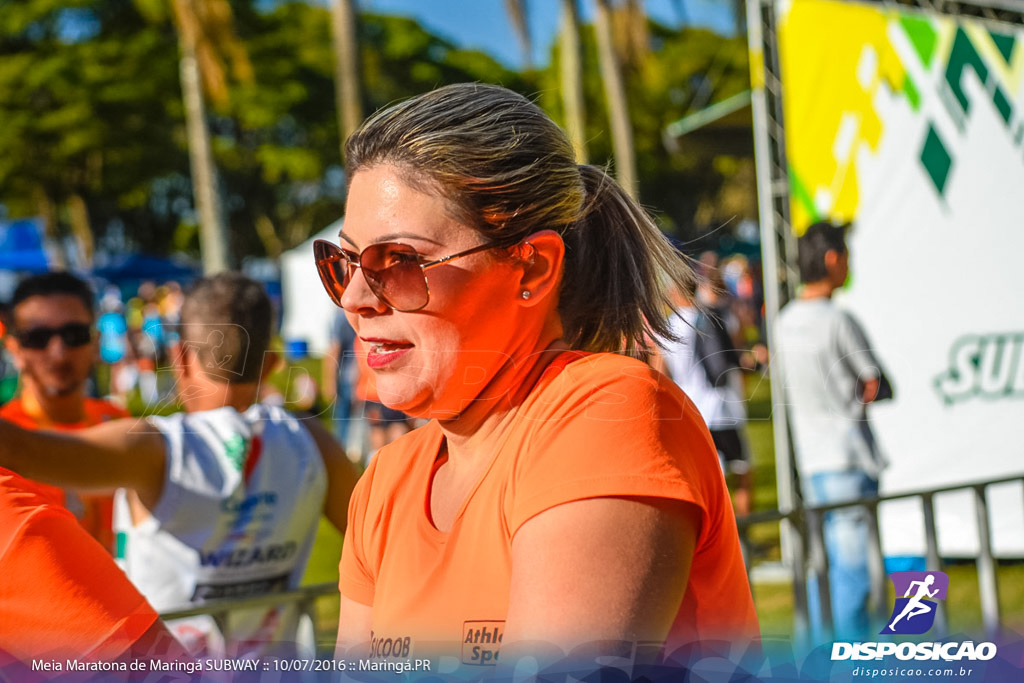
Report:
362,338,413,370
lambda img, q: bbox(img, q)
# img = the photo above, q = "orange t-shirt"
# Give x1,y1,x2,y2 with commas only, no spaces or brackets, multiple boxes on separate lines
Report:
339,352,759,664
0,467,158,661
0,397,129,553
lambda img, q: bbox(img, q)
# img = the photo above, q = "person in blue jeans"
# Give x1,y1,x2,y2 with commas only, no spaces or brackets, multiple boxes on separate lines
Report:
775,221,891,642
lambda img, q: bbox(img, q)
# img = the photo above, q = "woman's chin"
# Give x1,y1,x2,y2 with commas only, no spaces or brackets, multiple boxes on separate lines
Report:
374,385,428,419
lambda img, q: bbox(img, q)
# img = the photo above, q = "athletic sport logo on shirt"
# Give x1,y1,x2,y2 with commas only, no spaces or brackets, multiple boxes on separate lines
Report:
880,571,949,635
462,621,504,666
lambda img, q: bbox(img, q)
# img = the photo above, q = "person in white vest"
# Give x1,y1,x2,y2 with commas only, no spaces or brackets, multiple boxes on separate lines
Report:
0,272,359,658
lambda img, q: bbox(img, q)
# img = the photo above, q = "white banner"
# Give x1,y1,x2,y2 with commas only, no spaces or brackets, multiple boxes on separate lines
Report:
777,0,1024,556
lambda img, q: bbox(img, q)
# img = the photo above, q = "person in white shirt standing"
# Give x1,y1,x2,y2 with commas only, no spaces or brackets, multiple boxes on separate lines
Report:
775,220,890,643
661,282,754,516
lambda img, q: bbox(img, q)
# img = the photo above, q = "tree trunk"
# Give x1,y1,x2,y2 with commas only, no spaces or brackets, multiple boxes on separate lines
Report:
593,0,638,199
32,186,66,270
559,0,587,164
505,0,533,70
286,216,314,251
67,193,95,268
330,0,363,160
254,212,284,259
179,38,230,274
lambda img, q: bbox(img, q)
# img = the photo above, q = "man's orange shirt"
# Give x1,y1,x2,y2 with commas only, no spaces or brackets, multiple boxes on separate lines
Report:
0,467,158,661
340,352,759,663
0,397,129,552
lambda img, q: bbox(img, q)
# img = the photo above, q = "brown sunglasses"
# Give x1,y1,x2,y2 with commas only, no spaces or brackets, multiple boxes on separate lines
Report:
314,239,508,312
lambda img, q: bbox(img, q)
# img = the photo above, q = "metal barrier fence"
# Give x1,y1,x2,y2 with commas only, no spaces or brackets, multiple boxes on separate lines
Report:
737,472,1024,638
160,582,340,653
155,473,1023,647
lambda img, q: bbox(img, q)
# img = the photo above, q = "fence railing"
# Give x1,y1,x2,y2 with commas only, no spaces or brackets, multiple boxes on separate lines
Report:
737,472,1024,638
155,473,1023,648
159,582,339,653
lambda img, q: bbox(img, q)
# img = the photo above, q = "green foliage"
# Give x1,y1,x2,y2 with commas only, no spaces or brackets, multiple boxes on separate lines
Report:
0,0,185,251
537,20,749,237
189,4,528,258
358,14,529,116
0,0,748,261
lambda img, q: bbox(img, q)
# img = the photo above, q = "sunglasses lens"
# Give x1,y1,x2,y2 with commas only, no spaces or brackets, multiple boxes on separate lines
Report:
313,240,430,311
17,323,92,349
60,323,92,347
17,329,51,350
314,240,351,306
361,243,429,312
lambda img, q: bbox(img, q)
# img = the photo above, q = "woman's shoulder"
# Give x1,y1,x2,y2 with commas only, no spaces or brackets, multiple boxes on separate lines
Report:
534,351,683,404
515,351,696,435
502,353,722,536
545,349,660,378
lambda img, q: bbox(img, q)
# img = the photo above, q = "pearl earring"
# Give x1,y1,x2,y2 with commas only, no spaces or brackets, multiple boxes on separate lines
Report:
521,291,531,300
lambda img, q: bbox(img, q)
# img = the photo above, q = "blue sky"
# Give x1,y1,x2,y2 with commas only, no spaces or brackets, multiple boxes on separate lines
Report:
361,0,738,68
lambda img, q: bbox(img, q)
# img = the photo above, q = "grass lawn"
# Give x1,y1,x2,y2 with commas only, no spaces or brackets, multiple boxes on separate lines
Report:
753,561,1024,639
303,517,345,647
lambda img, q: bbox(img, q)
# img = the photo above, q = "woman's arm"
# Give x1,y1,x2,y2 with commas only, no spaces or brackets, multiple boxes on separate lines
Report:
335,595,374,658
501,496,700,657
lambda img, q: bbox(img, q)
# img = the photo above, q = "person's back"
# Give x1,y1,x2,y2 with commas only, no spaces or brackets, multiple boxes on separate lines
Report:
776,297,882,477
773,220,888,642
115,402,326,657
665,307,746,429
662,297,753,515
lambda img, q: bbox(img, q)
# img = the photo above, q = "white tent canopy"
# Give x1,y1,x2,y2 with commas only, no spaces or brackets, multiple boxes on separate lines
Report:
279,218,343,356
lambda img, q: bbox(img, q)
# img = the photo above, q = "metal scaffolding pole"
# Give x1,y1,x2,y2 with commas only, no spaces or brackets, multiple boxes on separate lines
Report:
746,0,807,634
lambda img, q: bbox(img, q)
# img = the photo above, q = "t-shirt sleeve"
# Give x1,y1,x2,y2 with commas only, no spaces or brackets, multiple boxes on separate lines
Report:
0,505,158,660
338,459,377,607
835,310,883,382
146,413,242,535
507,358,720,537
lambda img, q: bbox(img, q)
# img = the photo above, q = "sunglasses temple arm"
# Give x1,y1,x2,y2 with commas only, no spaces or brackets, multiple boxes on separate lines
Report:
421,242,500,270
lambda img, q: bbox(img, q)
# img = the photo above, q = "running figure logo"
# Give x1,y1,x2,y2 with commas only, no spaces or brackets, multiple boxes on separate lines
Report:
880,571,949,635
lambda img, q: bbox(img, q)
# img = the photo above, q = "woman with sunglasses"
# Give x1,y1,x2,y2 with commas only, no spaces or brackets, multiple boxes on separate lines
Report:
321,83,759,671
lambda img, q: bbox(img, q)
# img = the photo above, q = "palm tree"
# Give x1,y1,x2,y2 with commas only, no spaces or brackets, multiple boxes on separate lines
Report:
559,0,587,163
167,0,252,274
330,0,363,158
505,0,534,70
593,0,638,198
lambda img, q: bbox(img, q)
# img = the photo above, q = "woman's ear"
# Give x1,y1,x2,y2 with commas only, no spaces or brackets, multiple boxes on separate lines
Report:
517,230,564,306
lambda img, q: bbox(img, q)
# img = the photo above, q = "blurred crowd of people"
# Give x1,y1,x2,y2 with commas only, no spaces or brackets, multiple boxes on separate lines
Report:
652,250,768,518
0,247,769,480
0,278,186,409
0,273,414,467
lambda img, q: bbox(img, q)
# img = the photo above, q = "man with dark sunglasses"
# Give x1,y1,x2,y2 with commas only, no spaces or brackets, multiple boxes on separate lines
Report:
1,271,128,552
